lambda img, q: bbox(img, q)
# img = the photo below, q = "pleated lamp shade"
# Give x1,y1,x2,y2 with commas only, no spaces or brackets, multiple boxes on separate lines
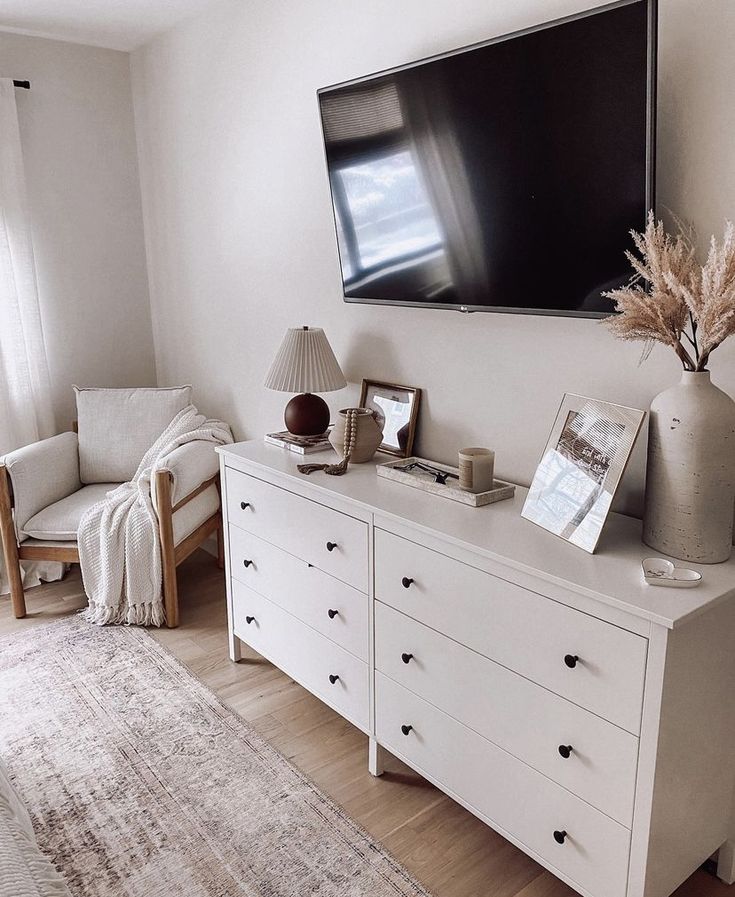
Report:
264,327,347,394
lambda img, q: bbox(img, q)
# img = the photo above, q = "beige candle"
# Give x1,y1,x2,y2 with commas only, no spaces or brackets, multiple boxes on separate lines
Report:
458,447,495,493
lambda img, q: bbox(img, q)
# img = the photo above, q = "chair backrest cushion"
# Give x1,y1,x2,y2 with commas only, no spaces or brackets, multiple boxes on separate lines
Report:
75,386,192,484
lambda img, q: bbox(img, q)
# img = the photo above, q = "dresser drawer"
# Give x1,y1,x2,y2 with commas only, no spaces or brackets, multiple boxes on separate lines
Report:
226,467,368,592
229,526,367,661
375,529,647,734
375,602,638,827
376,673,630,897
232,580,369,732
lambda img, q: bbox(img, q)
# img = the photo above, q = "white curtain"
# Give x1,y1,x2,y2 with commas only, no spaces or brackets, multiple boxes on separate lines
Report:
0,78,54,451
0,78,62,594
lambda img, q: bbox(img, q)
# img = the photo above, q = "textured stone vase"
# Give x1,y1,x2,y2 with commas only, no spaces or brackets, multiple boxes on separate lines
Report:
329,408,383,463
643,371,735,563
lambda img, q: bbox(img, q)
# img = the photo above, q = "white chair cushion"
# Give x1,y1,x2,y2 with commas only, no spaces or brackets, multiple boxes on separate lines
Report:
22,484,117,541
22,483,219,546
172,483,220,545
74,386,192,485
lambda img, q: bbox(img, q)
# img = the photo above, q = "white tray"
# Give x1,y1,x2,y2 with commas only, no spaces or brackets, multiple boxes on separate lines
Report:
377,456,515,507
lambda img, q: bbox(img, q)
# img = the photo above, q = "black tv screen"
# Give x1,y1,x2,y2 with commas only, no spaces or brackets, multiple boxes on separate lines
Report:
317,0,656,317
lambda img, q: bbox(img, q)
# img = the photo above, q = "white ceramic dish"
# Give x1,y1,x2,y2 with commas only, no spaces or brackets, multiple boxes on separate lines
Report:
642,557,702,588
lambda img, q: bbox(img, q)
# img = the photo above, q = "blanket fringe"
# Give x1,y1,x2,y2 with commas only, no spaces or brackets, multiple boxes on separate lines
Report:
80,601,166,628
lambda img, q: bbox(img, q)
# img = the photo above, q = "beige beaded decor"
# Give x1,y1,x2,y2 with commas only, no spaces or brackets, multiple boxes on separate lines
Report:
298,407,382,476
298,408,358,476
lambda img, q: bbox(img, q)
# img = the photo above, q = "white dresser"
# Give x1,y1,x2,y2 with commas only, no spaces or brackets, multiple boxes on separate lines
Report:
217,440,735,897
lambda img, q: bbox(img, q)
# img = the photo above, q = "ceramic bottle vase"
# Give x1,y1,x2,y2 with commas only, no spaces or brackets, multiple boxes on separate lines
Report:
643,371,735,563
329,408,383,463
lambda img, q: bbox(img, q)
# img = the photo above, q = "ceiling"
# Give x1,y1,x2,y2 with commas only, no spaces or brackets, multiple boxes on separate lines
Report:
0,0,226,52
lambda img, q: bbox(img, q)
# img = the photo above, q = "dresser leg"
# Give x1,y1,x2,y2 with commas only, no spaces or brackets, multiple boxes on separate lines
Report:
229,632,242,663
717,840,735,884
369,738,385,776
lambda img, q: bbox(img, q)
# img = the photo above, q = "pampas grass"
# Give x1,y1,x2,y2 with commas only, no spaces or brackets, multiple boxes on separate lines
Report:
604,213,735,371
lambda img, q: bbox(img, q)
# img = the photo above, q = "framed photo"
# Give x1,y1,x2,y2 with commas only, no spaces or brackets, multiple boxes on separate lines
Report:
521,394,645,553
359,380,421,458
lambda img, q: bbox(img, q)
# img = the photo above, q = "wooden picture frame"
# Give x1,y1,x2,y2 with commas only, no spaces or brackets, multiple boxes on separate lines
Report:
359,380,421,458
521,394,645,553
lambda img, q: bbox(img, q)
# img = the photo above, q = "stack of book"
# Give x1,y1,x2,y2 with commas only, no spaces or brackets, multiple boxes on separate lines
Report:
264,428,333,455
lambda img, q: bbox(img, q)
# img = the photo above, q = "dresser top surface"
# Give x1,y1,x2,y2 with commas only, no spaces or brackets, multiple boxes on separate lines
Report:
218,441,735,629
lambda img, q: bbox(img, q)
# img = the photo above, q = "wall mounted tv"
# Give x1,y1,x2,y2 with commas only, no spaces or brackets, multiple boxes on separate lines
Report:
317,0,656,318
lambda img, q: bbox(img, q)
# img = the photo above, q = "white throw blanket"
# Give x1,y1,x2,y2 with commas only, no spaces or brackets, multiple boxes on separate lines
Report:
79,405,232,627
0,760,71,897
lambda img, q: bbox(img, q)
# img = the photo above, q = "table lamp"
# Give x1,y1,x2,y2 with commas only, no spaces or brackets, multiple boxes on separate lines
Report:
264,326,347,436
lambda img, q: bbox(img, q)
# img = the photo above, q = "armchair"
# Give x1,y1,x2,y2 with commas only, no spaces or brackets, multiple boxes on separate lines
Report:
0,387,226,628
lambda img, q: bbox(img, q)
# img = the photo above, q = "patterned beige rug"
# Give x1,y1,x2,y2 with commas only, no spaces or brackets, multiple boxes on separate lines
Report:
0,619,431,897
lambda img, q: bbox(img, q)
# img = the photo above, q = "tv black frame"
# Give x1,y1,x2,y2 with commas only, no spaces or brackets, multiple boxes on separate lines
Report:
317,0,658,319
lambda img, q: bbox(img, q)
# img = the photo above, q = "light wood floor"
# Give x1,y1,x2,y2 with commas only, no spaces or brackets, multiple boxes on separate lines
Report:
2,551,729,897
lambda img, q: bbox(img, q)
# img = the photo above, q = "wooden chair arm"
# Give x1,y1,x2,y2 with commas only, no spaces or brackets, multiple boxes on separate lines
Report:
0,463,14,510
154,468,222,629
0,464,25,617
0,464,16,532
153,468,219,513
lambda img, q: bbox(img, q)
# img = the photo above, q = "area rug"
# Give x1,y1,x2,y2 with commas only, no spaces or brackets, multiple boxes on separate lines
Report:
0,619,431,897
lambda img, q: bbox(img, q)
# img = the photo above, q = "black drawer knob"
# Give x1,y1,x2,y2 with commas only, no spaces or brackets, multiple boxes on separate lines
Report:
245,615,255,625
401,653,414,664
558,745,573,759
553,830,568,845
401,577,414,589
240,501,251,510
326,541,338,552
242,559,253,568
329,674,340,685
401,724,413,736
564,654,579,669
327,609,339,619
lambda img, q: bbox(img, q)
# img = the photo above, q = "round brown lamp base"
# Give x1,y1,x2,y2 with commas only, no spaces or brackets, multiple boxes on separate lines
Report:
284,393,330,437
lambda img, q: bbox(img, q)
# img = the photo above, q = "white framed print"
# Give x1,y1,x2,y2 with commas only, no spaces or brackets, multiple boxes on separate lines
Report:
521,395,646,553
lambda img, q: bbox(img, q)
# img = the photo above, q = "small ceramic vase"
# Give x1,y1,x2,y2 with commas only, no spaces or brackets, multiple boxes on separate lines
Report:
329,408,383,463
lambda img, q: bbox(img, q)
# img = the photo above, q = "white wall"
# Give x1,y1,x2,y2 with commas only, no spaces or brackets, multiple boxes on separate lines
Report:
131,0,735,516
0,31,155,429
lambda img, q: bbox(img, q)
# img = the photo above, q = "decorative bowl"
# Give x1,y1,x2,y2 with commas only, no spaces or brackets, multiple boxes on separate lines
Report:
642,557,702,588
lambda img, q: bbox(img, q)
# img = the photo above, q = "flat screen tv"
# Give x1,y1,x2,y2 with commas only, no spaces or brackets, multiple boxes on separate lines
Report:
317,0,656,317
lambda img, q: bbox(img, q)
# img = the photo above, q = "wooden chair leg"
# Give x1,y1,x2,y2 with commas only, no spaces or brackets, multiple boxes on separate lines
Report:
0,464,26,619
162,567,179,629
155,469,179,628
216,523,225,569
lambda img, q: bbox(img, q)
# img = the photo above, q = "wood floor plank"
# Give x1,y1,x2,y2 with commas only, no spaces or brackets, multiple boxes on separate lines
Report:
0,550,724,897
